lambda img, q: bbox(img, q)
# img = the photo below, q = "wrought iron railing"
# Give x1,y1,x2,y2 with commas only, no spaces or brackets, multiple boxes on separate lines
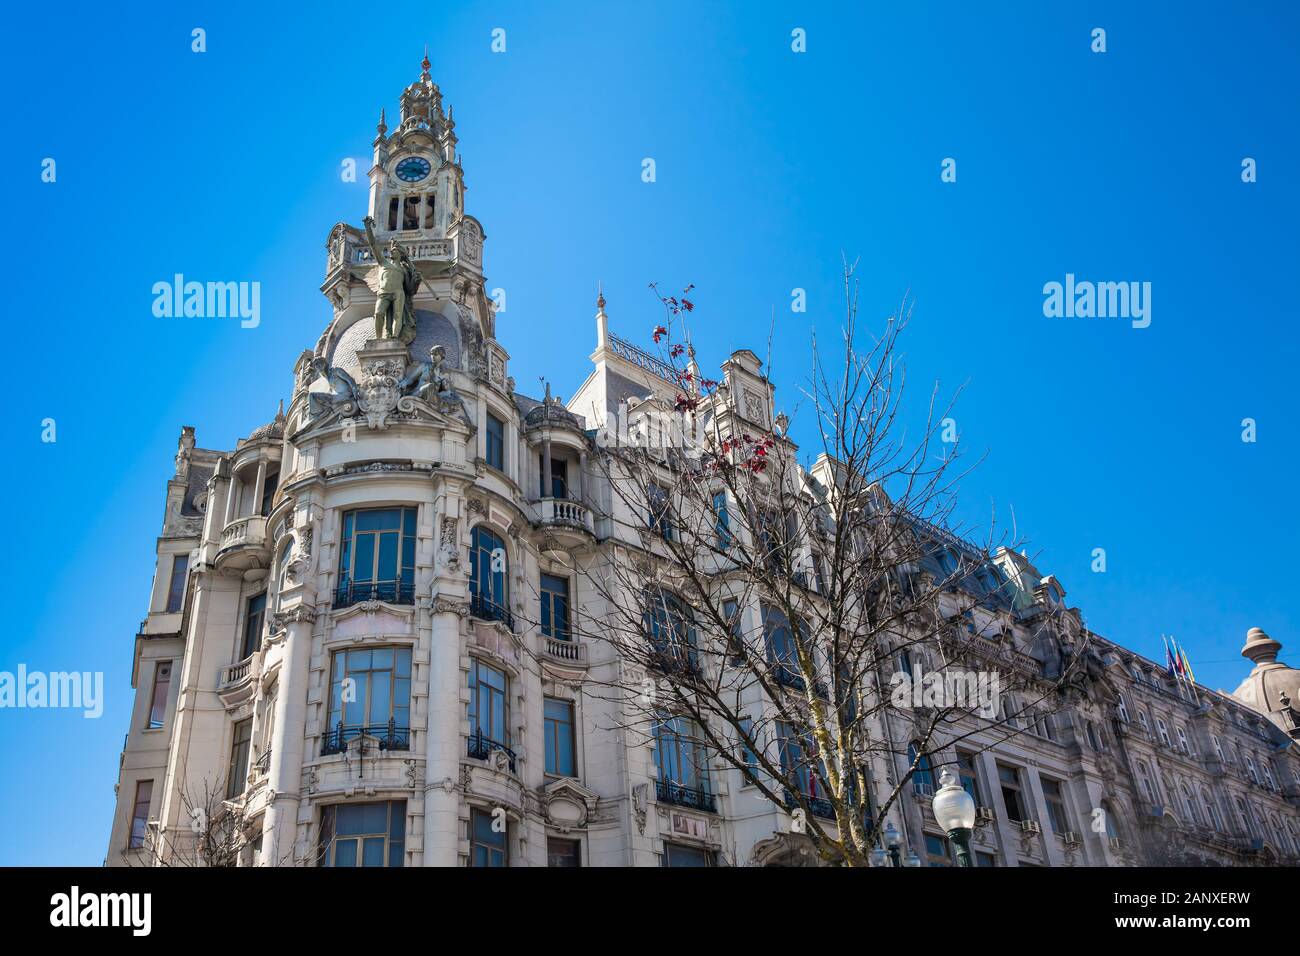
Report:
333,579,415,608
253,749,272,776
320,720,410,755
770,663,828,699
656,779,718,814
783,789,836,820
466,730,517,772
470,591,514,629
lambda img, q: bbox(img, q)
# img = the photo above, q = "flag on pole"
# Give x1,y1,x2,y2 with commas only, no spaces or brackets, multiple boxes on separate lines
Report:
1179,645,1196,685
1171,636,1186,679
1162,634,1176,676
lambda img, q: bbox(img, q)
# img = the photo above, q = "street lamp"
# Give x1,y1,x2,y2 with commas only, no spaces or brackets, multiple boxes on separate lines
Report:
883,821,903,867
931,767,977,867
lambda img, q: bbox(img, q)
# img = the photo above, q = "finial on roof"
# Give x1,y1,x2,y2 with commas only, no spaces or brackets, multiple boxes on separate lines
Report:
1243,627,1282,667
377,107,387,135
421,46,431,80
597,281,606,311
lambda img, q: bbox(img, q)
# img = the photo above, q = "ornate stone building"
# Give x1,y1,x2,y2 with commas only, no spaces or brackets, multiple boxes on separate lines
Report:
106,63,1300,867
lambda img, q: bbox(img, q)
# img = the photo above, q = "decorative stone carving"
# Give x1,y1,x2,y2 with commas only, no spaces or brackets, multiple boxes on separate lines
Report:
432,598,469,617
308,357,358,421
632,783,648,835
439,517,460,569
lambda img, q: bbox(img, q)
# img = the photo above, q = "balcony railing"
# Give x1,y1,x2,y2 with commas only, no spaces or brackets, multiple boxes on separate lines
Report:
536,496,594,533
542,636,587,666
467,730,517,772
470,591,514,629
320,720,410,756
219,657,253,688
220,514,268,550
333,579,415,609
656,779,718,814
783,789,836,820
253,749,272,776
770,663,828,699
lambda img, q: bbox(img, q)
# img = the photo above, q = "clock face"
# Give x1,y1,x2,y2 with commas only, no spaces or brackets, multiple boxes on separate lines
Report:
395,157,431,183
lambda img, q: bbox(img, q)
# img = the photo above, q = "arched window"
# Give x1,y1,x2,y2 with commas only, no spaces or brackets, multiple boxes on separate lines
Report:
275,538,294,610
469,526,510,624
1101,801,1121,841
1235,797,1256,837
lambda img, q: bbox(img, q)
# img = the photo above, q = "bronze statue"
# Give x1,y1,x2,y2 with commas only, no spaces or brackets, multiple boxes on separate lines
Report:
362,216,422,344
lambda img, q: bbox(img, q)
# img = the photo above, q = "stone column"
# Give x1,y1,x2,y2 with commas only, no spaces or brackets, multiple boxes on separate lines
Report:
423,602,464,866
252,460,267,517
542,439,552,500
264,606,316,865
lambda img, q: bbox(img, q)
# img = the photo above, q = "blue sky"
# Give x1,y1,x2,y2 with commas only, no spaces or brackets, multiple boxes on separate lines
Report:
3,1,1297,864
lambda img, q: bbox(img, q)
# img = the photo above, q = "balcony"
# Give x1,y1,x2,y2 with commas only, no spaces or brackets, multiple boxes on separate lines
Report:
534,496,595,543
320,720,411,756
217,656,256,707
782,789,836,820
656,779,718,814
470,591,514,630
541,636,588,668
215,515,270,571
770,663,828,699
333,579,415,609
467,730,517,773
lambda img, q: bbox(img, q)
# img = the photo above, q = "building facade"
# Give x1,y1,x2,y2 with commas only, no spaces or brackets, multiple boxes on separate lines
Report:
107,63,1300,867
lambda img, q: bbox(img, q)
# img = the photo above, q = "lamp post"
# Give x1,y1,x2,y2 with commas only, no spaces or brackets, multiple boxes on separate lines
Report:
884,821,903,867
932,767,978,867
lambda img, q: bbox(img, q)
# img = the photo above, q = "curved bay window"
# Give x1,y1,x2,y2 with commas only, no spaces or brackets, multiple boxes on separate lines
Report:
762,604,821,696
318,800,406,867
322,646,412,754
335,507,416,608
653,714,715,813
468,525,512,627
644,590,699,676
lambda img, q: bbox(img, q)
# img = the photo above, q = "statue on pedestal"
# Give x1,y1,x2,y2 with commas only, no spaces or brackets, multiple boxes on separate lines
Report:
398,345,448,403
363,216,422,345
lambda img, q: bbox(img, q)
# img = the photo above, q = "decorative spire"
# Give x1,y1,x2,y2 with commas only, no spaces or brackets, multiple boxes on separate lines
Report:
421,47,431,82
597,281,606,311
377,107,387,136
595,283,609,348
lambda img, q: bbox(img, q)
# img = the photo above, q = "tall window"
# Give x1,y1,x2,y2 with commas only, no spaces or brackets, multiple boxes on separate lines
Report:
469,660,508,746
324,646,412,752
544,698,576,777
128,780,153,850
470,809,507,867
241,592,266,659
1116,693,1130,723
319,801,406,867
1202,789,1221,830
547,838,581,867
722,598,744,663
712,491,731,548
655,714,711,801
1040,777,1068,834
645,590,698,674
539,455,568,498
1137,761,1156,802
164,554,189,613
1235,797,1256,837
737,716,758,778
540,573,570,640
1175,725,1191,754
485,413,505,471
146,661,172,730
469,526,510,622
259,470,279,517
998,764,1026,822
226,718,253,799
780,722,826,807
647,483,672,541
908,743,935,795
957,751,981,805
1179,783,1200,825
762,604,813,691
337,507,417,607
1155,717,1171,747
1212,734,1225,761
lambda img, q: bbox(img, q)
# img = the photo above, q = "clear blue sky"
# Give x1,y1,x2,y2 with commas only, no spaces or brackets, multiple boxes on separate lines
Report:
3,1,1297,864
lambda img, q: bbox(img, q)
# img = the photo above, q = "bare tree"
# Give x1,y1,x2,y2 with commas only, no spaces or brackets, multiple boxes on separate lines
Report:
559,263,1091,866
